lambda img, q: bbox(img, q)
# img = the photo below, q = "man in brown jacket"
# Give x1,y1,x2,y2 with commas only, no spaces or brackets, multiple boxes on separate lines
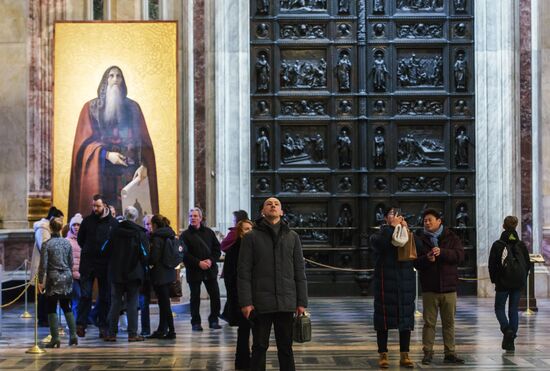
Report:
415,208,465,365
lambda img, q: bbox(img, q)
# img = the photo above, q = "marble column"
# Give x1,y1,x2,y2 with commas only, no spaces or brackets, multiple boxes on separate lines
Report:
27,0,66,223
213,0,250,232
475,0,522,296
0,0,29,229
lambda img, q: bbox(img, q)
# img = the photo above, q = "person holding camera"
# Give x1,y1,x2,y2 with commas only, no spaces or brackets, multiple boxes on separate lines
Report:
370,207,416,368
415,208,465,365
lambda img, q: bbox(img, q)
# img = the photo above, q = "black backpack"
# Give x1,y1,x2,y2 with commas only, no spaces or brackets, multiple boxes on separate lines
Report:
499,240,527,290
162,237,184,269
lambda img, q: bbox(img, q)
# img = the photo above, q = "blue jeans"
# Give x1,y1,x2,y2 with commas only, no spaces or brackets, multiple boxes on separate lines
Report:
71,280,81,318
495,289,521,335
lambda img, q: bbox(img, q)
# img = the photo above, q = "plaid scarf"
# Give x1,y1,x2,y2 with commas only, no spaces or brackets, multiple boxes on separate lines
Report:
423,225,444,246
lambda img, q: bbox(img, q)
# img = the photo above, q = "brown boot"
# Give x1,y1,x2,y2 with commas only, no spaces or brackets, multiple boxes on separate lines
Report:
400,352,414,368
378,352,389,368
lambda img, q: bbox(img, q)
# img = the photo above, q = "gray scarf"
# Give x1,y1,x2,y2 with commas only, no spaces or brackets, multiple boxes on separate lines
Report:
423,225,444,246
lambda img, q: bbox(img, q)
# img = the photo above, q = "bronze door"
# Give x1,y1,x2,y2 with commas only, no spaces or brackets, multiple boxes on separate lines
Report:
250,0,475,295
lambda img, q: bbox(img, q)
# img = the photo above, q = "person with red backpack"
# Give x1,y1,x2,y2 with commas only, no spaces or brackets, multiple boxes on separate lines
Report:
488,216,530,351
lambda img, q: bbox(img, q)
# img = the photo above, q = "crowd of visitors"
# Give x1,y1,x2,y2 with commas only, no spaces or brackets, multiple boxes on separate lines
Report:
32,194,529,370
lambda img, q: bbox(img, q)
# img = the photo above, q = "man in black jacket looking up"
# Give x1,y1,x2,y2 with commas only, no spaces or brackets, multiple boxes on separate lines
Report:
238,197,308,371
76,194,119,338
180,207,222,331
102,206,149,342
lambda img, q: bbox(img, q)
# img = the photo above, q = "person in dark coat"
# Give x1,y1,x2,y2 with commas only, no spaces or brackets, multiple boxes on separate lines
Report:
238,197,308,371
38,217,78,348
180,207,222,331
147,214,178,340
488,216,530,351
76,194,119,338
224,219,254,370
220,210,249,323
102,206,149,342
370,207,415,368
415,208,465,365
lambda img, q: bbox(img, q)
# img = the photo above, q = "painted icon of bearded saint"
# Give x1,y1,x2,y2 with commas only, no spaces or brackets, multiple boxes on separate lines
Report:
68,66,159,218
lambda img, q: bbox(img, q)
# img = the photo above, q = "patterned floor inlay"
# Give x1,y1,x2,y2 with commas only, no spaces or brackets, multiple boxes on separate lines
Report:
0,297,548,370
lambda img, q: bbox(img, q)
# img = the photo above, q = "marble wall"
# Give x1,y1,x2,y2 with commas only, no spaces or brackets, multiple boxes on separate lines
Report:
0,0,28,229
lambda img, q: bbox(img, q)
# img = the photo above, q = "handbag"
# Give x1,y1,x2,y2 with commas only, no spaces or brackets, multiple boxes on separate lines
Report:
391,224,409,247
397,229,417,262
293,312,312,343
169,270,183,298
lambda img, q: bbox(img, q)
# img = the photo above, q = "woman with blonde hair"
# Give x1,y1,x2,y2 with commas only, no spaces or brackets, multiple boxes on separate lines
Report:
223,219,254,370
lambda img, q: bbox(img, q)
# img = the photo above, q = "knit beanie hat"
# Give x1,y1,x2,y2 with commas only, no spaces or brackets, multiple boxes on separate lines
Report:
70,213,83,228
503,215,518,231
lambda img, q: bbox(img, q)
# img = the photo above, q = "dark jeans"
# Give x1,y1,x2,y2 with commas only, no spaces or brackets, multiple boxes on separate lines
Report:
77,268,109,330
236,320,252,368
139,293,151,335
495,289,521,335
153,283,174,334
46,294,72,314
71,280,81,318
251,311,295,371
188,279,221,325
108,281,140,337
376,329,411,353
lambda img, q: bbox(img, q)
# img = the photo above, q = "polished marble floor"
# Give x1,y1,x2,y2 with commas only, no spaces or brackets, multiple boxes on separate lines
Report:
0,297,548,370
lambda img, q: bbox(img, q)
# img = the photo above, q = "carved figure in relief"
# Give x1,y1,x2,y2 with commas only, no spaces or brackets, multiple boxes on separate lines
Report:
373,0,384,14
373,23,385,37
454,22,466,37
371,50,388,91
256,23,269,38
454,51,468,91
336,52,352,91
338,0,350,14
339,176,352,192
455,127,470,168
255,53,270,91
257,100,269,115
456,176,468,191
338,23,351,36
336,204,353,244
373,100,386,114
375,205,385,225
257,0,270,14
455,204,469,227
339,100,352,114
375,177,387,191
373,127,386,168
257,177,270,192
337,128,352,168
454,0,466,12
256,129,270,169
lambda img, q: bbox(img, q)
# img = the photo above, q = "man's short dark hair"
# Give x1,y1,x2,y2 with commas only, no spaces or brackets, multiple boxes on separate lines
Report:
383,206,398,218
92,194,104,202
46,206,64,219
422,208,442,220
233,210,249,223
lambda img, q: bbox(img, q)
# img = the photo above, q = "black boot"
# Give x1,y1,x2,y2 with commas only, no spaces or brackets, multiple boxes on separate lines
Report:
503,327,515,351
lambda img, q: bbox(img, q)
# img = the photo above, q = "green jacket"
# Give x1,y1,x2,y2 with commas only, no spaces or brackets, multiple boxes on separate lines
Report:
238,218,308,313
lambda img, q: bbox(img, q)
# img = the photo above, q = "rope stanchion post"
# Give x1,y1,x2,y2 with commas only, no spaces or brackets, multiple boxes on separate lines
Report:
414,268,422,317
25,274,45,354
20,259,32,319
524,269,535,316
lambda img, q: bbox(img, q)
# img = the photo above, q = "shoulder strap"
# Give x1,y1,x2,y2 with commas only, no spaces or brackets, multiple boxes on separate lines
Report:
188,230,212,256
